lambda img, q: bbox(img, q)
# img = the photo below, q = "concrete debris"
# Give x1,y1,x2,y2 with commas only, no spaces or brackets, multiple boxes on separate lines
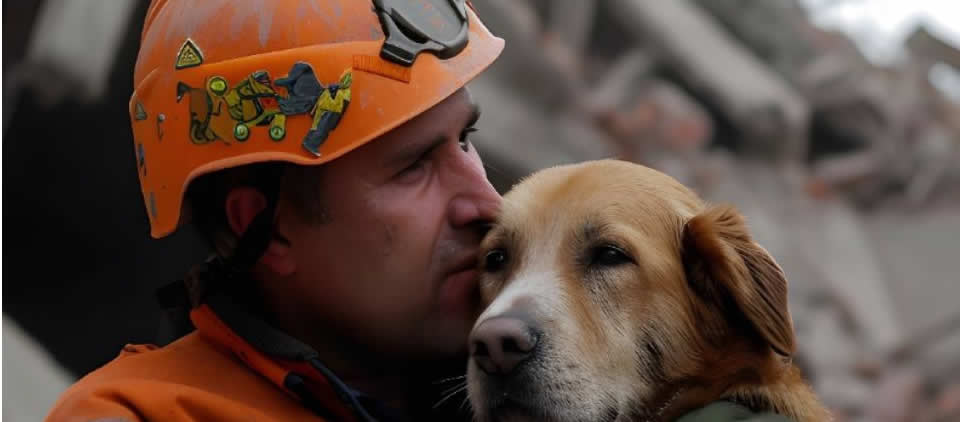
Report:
607,0,810,162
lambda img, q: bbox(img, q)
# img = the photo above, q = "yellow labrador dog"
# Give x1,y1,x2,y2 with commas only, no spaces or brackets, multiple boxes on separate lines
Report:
466,160,829,422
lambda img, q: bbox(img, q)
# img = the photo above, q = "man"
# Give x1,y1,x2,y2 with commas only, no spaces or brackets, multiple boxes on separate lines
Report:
46,1,503,421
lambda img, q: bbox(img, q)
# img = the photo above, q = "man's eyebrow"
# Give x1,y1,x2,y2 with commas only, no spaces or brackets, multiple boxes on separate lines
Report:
387,103,482,168
388,134,446,169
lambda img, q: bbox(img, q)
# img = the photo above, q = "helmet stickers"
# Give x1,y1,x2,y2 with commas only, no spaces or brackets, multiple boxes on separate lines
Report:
174,63,352,156
275,64,353,156
162,0,471,155
175,38,204,70
134,102,148,121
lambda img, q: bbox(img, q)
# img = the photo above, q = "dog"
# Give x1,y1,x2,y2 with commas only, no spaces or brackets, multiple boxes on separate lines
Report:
466,159,830,422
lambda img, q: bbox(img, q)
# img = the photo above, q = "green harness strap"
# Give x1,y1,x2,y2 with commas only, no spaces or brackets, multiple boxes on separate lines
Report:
676,401,794,422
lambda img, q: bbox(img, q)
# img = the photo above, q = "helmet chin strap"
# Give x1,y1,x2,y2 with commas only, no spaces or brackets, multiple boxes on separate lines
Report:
156,164,286,340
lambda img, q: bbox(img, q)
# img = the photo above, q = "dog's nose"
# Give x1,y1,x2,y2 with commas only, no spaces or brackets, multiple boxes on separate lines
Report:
470,316,539,375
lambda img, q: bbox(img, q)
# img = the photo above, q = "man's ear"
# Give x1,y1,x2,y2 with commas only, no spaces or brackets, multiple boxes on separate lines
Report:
681,204,795,357
225,187,295,276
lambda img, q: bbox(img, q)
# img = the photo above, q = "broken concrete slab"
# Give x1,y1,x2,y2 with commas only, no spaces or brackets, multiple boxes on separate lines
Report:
607,0,811,161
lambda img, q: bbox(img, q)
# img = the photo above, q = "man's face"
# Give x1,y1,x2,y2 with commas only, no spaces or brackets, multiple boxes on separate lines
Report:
277,88,500,366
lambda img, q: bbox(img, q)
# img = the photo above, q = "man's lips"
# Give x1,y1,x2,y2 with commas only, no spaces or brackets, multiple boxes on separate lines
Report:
447,253,479,277
438,252,481,309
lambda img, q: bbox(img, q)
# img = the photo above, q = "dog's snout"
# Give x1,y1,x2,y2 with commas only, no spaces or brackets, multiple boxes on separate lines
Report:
470,316,539,375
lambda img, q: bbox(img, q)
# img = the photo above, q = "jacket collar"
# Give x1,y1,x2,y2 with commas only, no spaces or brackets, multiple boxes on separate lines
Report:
189,291,389,422
164,259,467,422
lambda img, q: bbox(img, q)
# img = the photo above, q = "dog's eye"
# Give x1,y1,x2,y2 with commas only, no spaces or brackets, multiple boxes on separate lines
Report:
484,249,508,272
590,245,633,268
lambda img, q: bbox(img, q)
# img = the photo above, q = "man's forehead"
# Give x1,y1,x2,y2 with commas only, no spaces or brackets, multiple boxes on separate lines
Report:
404,87,477,130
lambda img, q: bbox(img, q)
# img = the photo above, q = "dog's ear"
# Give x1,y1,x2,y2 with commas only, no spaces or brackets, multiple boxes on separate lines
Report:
681,204,795,357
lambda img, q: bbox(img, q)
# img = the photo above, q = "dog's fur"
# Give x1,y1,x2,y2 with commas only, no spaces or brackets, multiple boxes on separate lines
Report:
467,160,830,422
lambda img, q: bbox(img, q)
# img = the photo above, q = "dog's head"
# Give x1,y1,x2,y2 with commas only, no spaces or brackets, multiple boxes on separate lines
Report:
466,160,797,422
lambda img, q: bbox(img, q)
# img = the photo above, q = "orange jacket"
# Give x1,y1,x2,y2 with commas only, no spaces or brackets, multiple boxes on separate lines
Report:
43,291,426,422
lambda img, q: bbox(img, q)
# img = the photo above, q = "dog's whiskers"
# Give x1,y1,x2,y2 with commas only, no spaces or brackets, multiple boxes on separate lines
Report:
459,393,473,412
440,380,468,397
431,374,466,385
433,381,468,409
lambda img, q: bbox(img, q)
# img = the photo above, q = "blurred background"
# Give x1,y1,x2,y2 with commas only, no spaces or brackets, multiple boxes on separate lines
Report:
3,1,960,421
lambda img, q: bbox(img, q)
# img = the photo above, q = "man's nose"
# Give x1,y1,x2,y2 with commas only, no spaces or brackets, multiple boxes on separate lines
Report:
447,159,501,230
470,316,540,375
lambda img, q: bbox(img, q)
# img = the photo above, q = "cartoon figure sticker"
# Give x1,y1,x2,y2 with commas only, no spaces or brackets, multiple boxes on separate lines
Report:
176,71,286,145
175,61,352,156
275,64,352,156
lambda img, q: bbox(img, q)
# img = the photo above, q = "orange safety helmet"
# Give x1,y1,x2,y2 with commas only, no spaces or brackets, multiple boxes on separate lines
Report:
129,0,504,239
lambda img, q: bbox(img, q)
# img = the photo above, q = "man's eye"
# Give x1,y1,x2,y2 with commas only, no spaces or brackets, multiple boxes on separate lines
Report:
459,127,477,152
404,156,426,172
402,158,425,173
396,153,429,182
